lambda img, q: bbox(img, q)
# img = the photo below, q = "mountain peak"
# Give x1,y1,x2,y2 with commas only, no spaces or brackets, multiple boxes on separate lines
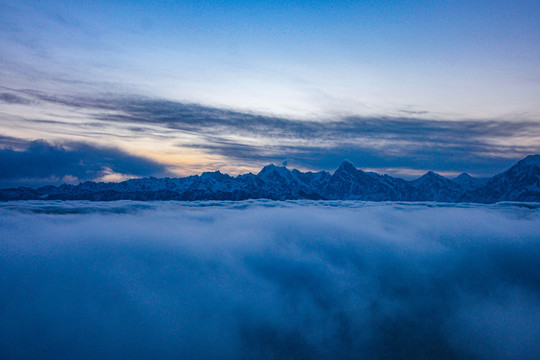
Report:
455,172,473,180
200,170,227,180
257,164,290,178
412,171,453,186
419,170,443,179
257,164,275,175
518,154,540,167
1,156,539,203
336,160,357,173
453,172,487,191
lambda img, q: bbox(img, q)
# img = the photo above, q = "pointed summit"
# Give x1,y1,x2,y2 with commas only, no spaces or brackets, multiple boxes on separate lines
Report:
454,172,473,181
412,171,454,188
335,160,357,174
415,171,446,182
257,163,275,176
257,164,290,178
469,154,540,202
256,164,296,191
409,170,463,201
517,154,540,167
453,172,487,191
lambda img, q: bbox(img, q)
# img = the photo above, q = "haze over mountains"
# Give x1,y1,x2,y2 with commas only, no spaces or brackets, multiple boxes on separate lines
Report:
1,155,539,203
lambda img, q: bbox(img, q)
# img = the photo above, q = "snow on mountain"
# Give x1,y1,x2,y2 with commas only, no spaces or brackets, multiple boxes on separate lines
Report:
469,155,540,203
323,161,412,200
410,171,464,202
519,154,540,167
256,164,325,199
453,173,488,191
1,155,539,203
290,169,331,192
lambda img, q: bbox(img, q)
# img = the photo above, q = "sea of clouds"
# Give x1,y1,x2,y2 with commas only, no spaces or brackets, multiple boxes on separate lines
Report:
0,200,539,359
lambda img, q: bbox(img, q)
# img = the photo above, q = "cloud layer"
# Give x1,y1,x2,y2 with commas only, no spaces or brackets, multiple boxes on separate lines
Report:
0,137,169,188
1,201,538,359
1,88,539,179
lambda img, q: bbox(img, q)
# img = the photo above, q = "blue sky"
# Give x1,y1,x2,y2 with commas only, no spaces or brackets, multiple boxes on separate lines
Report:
0,0,539,185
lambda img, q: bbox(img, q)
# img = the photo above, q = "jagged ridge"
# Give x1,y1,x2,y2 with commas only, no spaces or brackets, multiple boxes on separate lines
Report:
1,156,539,203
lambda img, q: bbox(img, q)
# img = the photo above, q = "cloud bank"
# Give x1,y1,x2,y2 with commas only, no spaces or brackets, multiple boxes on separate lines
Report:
0,201,538,359
2,89,540,178
0,137,169,188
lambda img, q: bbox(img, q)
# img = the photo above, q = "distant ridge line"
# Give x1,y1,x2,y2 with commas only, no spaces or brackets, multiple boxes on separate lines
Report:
1,155,539,203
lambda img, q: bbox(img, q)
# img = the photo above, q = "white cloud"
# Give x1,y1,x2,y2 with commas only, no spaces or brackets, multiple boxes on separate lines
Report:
94,167,140,183
0,201,539,359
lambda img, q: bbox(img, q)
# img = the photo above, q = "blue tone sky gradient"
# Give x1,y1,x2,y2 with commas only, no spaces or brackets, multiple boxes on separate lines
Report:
0,0,539,185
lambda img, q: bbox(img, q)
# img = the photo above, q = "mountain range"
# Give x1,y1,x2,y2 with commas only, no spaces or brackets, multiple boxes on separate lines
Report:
1,155,539,203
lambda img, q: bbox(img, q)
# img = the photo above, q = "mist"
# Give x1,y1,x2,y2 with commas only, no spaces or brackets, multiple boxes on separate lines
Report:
1,201,539,359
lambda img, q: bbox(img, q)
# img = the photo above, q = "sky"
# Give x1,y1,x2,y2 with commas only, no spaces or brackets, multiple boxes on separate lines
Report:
1,0,539,186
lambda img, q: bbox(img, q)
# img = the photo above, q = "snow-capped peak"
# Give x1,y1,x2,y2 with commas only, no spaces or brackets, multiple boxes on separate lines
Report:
414,171,447,183
455,172,473,180
518,154,540,167
257,164,291,178
1,155,539,203
335,160,357,174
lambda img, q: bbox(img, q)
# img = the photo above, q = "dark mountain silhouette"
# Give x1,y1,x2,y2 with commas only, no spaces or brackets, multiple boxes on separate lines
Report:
1,155,539,203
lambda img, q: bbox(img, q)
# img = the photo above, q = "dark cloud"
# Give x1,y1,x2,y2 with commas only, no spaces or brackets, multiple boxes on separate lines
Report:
0,202,538,359
182,138,524,176
399,109,430,115
0,92,33,105
7,89,540,176
0,137,170,188
0,135,28,149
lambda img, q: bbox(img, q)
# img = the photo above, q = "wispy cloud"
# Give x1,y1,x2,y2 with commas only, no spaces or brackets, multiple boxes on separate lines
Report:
2,88,539,177
0,92,33,105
